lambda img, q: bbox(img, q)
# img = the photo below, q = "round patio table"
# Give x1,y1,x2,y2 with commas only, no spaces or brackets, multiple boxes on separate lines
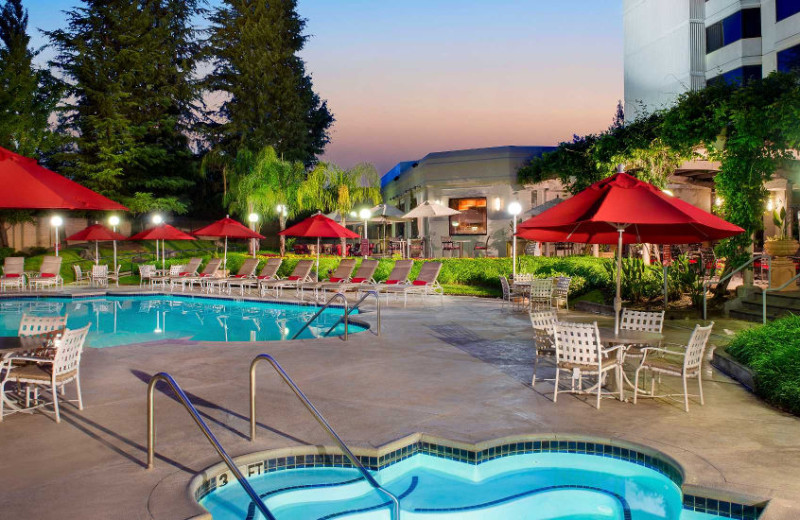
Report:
597,327,664,398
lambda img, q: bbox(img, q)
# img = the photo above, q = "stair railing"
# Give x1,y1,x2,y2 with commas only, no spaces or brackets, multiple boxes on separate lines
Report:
703,254,770,320
761,270,800,324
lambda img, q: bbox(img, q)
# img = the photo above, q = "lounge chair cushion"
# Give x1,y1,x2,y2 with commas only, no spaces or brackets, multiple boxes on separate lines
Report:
40,273,56,278
351,277,366,283
3,273,20,278
385,280,399,285
257,275,272,280
179,271,191,276
287,275,300,280
329,277,343,282
412,280,428,286
200,273,212,277
9,364,77,383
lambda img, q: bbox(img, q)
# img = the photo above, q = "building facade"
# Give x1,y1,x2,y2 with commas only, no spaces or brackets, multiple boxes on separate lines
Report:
624,0,800,118
381,146,559,257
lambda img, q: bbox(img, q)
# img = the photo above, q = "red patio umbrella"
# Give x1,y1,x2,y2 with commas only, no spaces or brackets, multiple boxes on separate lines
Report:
0,146,127,210
517,172,744,332
193,216,265,268
129,224,195,270
279,214,359,280
66,224,127,266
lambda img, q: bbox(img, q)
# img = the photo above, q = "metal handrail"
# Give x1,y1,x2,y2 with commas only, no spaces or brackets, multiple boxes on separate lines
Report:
703,254,771,320
761,270,800,324
291,292,349,340
250,354,400,520
324,290,381,337
146,372,275,520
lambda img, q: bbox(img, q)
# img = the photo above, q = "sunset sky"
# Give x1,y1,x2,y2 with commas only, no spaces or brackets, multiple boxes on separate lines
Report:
27,0,623,174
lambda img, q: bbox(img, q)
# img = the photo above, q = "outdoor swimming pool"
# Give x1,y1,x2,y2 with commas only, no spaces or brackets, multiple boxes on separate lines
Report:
198,444,754,520
0,295,362,347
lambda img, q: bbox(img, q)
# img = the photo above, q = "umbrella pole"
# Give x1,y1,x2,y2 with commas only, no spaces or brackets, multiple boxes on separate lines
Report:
615,228,623,335
316,237,320,281
113,240,117,274
161,239,165,270
95,242,99,265
155,239,159,266
224,236,228,272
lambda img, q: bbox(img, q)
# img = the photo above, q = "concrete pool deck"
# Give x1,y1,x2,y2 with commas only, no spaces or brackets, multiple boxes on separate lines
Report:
0,292,798,519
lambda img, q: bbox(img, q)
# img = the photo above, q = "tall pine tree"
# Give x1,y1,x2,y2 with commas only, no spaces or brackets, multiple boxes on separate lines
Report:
0,0,60,156
206,0,334,165
47,0,202,213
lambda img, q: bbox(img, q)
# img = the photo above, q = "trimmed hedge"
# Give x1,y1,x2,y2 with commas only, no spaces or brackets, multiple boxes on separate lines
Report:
726,314,800,416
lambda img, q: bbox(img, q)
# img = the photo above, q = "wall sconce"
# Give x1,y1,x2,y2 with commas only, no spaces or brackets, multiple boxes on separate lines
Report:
767,198,774,212
493,197,501,211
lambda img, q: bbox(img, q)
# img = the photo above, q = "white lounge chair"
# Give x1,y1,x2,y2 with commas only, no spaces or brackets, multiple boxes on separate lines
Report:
177,258,222,292
553,321,623,409
633,322,714,412
29,256,64,291
369,259,414,295
167,258,203,291
205,258,259,294
260,259,314,297
530,309,557,386
1,256,25,292
0,323,91,423
300,258,357,300
330,259,380,296
383,261,444,307
229,258,283,295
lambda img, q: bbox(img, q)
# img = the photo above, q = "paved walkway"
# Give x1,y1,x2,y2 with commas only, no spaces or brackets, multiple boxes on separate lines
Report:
0,293,797,519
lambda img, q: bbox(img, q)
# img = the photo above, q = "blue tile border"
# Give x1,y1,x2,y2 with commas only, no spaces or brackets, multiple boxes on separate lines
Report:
195,438,765,520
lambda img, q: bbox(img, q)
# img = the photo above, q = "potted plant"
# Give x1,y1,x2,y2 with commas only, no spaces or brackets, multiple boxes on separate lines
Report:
763,207,799,257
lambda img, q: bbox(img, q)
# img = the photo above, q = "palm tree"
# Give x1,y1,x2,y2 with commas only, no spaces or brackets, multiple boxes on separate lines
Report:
297,161,382,253
226,146,305,256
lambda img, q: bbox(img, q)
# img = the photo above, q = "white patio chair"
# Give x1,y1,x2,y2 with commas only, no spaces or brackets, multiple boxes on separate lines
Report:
552,276,571,310
529,278,554,310
90,264,109,287
18,314,68,337
553,321,623,409
72,265,91,286
620,309,665,369
0,323,91,423
500,276,525,310
138,264,156,288
633,322,714,412
530,309,558,386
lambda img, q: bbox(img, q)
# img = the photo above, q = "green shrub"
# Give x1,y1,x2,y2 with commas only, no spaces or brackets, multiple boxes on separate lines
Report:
726,314,800,415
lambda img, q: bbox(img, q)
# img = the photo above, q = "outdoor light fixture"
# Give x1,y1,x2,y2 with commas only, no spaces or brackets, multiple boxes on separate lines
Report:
715,196,723,207
109,215,121,273
662,189,674,197
248,213,259,223
152,214,163,225
767,198,774,212
276,204,287,217
508,202,522,278
494,197,502,211
359,208,371,241
108,215,120,227
349,211,358,218
50,215,63,256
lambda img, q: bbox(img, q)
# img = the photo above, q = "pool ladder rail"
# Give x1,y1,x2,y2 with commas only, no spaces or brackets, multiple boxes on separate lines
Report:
291,290,381,341
145,372,276,520
250,353,400,520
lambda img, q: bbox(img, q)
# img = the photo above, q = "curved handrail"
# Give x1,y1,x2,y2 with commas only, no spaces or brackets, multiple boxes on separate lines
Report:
324,290,381,337
146,372,275,520
703,254,770,320
291,292,348,340
250,354,400,520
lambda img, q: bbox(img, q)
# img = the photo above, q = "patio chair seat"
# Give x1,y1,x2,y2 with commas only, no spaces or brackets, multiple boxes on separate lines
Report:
639,356,686,374
559,359,617,372
7,364,77,383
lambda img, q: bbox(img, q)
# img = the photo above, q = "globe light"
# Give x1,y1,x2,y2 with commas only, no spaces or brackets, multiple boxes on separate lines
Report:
508,201,522,216
152,214,163,225
349,211,358,218
108,215,120,227
248,212,259,223
50,215,63,227
715,196,723,207
662,189,674,197
359,208,372,220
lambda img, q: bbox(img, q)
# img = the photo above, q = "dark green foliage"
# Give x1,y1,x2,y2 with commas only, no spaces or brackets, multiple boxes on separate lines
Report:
206,0,333,165
727,314,800,415
46,0,201,212
0,0,61,157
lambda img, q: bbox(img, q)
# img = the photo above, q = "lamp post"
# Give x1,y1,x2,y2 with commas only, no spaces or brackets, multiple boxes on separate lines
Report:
508,201,522,279
152,214,163,269
50,215,63,256
248,212,259,258
359,208,371,258
109,215,120,273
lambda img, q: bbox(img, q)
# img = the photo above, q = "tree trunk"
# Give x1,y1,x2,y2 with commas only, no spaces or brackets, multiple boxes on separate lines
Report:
0,219,9,249
340,212,347,257
279,215,287,256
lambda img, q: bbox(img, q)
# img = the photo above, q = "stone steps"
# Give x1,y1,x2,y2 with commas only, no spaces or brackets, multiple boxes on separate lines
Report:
728,289,800,322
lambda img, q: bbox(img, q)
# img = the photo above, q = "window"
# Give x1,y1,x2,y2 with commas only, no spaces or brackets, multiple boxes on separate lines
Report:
706,65,762,86
777,0,800,22
530,190,539,207
706,8,761,53
448,197,487,235
778,43,800,73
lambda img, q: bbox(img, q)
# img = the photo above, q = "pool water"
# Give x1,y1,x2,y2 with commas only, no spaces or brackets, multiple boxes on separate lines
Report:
199,452,730,520
0,296,362,347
